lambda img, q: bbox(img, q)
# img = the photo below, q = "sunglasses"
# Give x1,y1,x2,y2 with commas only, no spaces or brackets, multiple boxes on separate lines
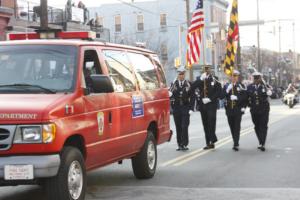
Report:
179,73,185,75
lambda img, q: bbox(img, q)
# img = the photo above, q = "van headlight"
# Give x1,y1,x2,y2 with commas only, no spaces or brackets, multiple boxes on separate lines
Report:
22,126,42,142
14,124,56,144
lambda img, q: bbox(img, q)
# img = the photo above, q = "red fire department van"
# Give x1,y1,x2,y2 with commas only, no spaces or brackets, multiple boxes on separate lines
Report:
0,31,172,200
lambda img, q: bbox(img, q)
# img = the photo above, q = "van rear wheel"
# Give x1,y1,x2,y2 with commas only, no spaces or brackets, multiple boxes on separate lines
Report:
44,147,86,200
132,131,157,179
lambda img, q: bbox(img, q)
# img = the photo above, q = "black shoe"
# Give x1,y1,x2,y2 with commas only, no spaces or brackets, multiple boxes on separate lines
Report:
182,146,189,151
203,145,211,150
176,146,183,151
232,146,239,151
260,146,266,152
203,144,214,150
258,144,265,150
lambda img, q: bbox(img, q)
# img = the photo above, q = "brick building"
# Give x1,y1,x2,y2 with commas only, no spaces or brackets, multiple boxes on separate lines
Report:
0,0,13,40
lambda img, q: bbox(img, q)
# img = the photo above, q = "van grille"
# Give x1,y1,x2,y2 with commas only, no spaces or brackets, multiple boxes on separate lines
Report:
0,144,9,149
0,126,16,151
0,129,10,140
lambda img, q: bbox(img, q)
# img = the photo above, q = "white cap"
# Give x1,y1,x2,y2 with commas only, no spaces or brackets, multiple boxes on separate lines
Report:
233,70,240,75
252,71,262,76
177,66,186,73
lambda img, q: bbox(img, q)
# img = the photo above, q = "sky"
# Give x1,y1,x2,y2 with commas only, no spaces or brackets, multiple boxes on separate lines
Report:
29,0,300,53
236,0,300,53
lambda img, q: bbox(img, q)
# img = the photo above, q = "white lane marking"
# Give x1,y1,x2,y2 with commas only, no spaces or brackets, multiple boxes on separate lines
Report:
160,127,253,167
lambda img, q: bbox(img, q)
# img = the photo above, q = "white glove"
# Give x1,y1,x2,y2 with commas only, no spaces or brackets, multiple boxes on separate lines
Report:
185,85,191,92
200,73,207,81
241,107,246,114
267,90,272,96
226,84,233,93
168,91,173,97
189,110,194,115
230,95,238,101
202,98,211,104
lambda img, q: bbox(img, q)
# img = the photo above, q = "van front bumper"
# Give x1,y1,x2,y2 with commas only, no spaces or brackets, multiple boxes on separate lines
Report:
0,155,60,180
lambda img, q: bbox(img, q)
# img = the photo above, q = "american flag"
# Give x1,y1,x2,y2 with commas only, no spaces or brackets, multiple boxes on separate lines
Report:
186,0,205,67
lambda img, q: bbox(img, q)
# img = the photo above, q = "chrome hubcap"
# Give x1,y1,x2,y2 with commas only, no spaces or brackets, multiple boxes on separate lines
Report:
68,161,83,200
147,141,156,170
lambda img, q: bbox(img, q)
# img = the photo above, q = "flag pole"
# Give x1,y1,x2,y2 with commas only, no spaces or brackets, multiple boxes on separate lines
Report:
231,66,234,109
201,29,206,66
186,0,193,81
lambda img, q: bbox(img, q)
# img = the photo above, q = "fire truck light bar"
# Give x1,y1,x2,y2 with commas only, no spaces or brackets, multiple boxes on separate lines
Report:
8,33,40,40
7,31,96,41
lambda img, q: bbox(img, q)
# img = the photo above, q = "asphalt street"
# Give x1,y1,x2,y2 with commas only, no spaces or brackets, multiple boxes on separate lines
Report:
1,99,300,200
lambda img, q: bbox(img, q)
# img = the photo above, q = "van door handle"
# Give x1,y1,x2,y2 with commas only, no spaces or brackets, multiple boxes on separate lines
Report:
109,111,112,124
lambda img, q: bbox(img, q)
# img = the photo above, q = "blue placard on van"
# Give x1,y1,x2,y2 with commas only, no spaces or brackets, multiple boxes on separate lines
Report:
132,95,144,118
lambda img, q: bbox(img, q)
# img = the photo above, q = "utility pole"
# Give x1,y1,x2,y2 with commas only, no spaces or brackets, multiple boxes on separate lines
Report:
278,21,281,57
40,0,48,30
256,0,261,72
292,21,297,71
178,25,182,65
185,0,193,81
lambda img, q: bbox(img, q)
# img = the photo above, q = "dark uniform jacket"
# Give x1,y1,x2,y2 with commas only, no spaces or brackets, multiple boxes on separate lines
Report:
223,82,248,116
247,83,270,114
170,79,192,108
191,75,222,111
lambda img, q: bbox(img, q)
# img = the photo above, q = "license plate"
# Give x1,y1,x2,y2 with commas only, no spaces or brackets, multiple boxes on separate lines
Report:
4,165,34,180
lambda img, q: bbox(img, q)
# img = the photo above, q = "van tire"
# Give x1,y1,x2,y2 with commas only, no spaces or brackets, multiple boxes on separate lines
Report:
44,147,86,200
131,131,157,179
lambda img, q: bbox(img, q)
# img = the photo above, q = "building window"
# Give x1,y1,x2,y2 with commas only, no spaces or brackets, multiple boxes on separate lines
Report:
160,44,168,61
95,16,104,27
115,15,121,33
160,13,167,30
137,14,144,32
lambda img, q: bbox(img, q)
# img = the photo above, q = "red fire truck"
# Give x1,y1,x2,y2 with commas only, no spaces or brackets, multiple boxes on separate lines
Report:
0,31,172,200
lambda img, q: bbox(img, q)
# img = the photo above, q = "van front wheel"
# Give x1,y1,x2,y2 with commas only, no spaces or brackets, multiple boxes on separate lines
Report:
132,132,157,179
44,147,86,200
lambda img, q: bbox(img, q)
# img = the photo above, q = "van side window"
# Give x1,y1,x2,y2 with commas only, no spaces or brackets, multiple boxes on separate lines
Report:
103,50,136,93
83,50,102,93
152,56,167,88
127,53,160,90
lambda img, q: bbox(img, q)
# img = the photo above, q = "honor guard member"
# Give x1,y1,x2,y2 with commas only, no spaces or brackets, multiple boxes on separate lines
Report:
223,70,248,151
169,66,192,151
192,65,222,150
247,72,272,151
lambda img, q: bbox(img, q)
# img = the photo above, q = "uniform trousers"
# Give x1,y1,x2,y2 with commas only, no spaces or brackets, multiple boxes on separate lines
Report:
173,105,190,147
200,108,218,145
227,113,242,147
251,111,269,146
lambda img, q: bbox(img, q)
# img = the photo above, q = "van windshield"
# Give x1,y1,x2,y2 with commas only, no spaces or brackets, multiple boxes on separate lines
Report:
0,45,78,94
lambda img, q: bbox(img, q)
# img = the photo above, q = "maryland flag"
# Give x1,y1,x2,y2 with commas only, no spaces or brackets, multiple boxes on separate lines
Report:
223,0,239,76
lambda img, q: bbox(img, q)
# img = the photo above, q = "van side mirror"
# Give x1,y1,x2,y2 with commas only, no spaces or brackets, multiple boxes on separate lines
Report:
90,75,114,93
